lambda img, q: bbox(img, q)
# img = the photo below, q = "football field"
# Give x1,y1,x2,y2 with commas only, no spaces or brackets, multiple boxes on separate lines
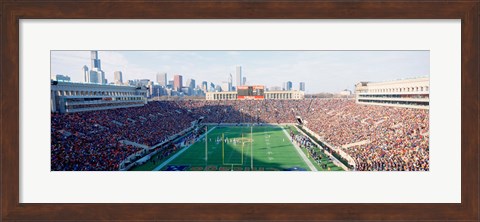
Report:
142,125,342,171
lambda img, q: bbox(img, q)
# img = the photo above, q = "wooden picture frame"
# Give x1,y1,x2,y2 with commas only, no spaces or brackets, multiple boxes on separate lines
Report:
1,1,478,221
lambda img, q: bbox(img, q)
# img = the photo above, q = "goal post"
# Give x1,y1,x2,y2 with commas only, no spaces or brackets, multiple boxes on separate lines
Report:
250,125,253,169
221,132,245,166
204,125,208,170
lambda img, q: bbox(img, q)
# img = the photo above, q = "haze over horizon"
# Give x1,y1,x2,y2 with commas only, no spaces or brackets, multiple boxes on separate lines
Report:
51,50,429,93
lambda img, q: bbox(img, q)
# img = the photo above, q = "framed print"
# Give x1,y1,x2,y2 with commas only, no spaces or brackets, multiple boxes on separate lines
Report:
1,1,478,221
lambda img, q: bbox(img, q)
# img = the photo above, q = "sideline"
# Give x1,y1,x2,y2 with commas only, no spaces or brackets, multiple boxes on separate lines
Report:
294,125,350,171
152,126,216,171
281,127,318,172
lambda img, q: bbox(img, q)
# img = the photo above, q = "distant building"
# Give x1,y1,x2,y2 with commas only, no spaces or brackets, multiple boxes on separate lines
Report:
201,81,208,92
173,75,183,91
186,78,196,92
193,88,204,96
82,65,89,82
206,89,304,101
84,51,105,84
156,73,167,86
149,84,163,98
91,51,105,84
91,51,101,69
265,90,304,100
146,81,153,97
269,86,282,91
181,87,191,96
114,71,123,85
299,82,305,91
167,80,174,89
286,81,293,91
89,71,99,84
354,77,429,109
242,77,247,85
128,79,150,87
55,74,71,82
206,91,237,100
236,66,242,87
339,89,352,96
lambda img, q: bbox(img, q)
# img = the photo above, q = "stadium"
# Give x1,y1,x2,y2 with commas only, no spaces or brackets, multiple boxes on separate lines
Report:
51,77,429,171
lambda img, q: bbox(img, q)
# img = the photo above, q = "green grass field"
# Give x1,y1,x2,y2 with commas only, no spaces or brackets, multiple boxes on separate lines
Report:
131,125,343,171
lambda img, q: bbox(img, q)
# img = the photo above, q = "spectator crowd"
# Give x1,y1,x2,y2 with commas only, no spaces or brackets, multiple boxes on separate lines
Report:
52,98,429,171
51,101,195,170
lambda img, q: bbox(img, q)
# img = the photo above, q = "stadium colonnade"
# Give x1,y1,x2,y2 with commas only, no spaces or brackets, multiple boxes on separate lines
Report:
206,90,305,100
51,81,148,113
355,77,429,109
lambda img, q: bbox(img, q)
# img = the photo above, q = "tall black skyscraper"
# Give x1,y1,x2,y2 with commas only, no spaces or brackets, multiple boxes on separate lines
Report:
85,51,105,84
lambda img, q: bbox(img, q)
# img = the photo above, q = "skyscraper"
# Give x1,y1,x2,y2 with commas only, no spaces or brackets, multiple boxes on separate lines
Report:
202,81,208,92
82,65,89,83
236,66,242,87
186,78,196,91
242,77,247,86
91,51,101,69
173,75,183,91
299,82,306,91
86,51,105,84
286,81,293,91
156,73,167,86
114,71,123,85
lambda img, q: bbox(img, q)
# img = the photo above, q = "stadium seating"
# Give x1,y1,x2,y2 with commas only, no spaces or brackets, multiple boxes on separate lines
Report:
51,98,429,171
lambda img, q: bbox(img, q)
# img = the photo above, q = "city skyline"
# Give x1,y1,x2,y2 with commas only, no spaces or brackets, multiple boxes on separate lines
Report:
51,50,429,93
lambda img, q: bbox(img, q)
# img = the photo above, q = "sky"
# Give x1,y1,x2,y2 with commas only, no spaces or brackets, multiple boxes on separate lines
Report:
51,51,429,93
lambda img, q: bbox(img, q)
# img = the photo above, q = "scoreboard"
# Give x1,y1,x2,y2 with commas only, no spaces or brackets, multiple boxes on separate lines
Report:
237,85,265,100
